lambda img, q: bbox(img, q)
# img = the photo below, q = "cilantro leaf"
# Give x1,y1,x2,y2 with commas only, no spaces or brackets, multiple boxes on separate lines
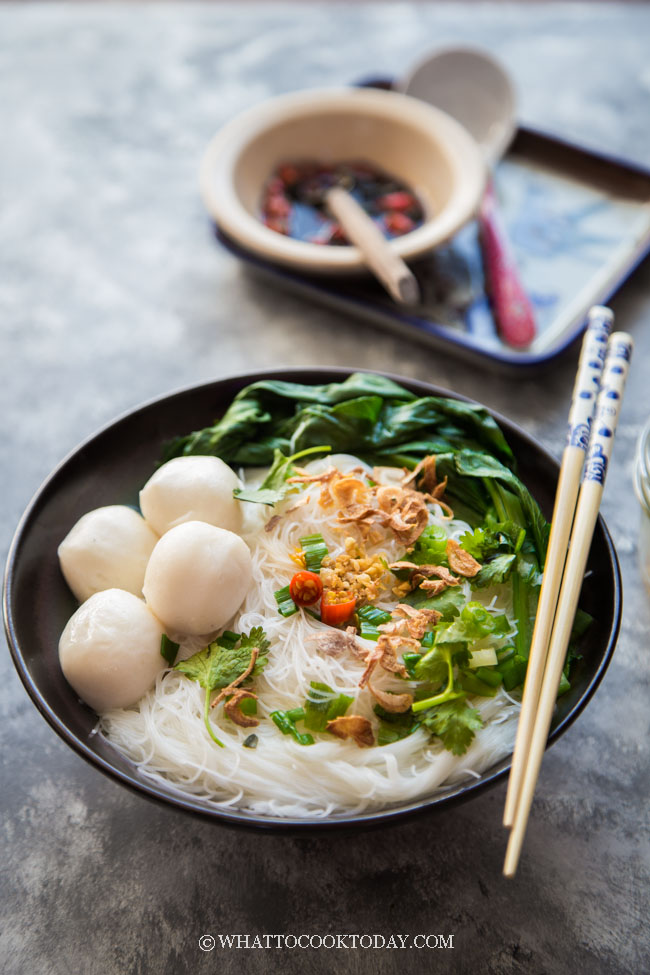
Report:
457,526,487,559
420,698,483,755
404,585,465,620
436,601,510,643
174,627,271,747
471,553,517,589
414,646,449,686
238,626,271,658
408,524,449,567
233,445,331,506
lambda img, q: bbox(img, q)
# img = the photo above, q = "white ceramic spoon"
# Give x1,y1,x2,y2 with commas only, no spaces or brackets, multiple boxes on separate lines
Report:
399,47,537,348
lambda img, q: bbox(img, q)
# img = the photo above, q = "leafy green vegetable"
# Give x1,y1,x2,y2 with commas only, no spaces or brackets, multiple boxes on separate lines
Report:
175,627,270,747
419,698,483,755
270,708,314,746
438,601,511,644
157,374,566,760
373,705,421,746
414,646,452,686
571,608,593,641
454,450,548,563
160,634,180,666
458,520,524,560
162,373,513,469
303,681,353,732
406,524,449,567
299,533,329,574
233,445,331,506
403,585,465,620
471,553,517,589
402,652,422,679
274,584,298,618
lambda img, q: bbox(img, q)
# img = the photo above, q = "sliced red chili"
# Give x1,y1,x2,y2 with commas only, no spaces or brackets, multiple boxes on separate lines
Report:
289,571,323,607
320,590,357,626
384,211,415,236
376,191,418,212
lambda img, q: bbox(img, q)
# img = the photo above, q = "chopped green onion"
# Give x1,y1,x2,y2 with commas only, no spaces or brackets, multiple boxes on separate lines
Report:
299,533,329,573
238,696,258,716
356,604,392,641
458,670,498,697
474,667,503,687
496,653,527,691
303,681,353,732
270,709,314,746
274,584,298,617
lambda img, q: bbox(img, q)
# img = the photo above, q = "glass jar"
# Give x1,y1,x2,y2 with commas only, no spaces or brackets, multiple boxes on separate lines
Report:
634,417,650,592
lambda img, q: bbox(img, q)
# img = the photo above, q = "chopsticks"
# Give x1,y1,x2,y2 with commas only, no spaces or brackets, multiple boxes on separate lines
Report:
502,306,613,829
502,311,633,877
325,187,421,306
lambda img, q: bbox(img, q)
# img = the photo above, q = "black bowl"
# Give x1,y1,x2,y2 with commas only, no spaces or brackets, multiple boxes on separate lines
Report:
3,368,622,830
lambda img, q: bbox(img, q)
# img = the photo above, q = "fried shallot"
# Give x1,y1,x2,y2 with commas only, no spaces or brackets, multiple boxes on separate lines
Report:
326,715,375,747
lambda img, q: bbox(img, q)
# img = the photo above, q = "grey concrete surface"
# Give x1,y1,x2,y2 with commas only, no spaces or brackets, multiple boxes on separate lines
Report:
1,4,649,974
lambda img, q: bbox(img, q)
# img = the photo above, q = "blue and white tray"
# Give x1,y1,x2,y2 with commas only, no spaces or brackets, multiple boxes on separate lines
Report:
214,121,650,373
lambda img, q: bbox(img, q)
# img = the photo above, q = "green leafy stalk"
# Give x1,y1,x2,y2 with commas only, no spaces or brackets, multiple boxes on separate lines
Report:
174,627,270,746
411,645,459,713
203,684,224,747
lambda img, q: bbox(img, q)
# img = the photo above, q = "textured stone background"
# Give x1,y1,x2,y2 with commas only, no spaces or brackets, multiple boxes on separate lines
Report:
1,4,649,973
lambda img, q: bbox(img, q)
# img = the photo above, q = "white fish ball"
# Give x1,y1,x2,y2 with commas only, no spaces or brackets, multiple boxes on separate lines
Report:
58,505,159,603
142,521,253,635
139,456,243,536
59,589,165,711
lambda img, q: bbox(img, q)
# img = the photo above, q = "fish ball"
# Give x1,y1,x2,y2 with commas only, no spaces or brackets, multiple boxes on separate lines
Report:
58,505,159,603
59,589,165,711
140,456,243,536
142,521,252,635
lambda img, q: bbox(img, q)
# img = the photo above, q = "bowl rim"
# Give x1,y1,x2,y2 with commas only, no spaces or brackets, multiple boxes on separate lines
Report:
3,367,622,832
198,86,486,273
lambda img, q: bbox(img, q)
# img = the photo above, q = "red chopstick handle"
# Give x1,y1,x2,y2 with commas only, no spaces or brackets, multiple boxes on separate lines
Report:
478,180,536,349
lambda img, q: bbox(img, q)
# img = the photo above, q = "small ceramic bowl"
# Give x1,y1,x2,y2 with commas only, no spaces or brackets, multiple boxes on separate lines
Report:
199,87,486,274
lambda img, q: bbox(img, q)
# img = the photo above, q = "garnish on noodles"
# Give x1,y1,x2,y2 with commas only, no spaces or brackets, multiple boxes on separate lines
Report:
56,374,591,818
